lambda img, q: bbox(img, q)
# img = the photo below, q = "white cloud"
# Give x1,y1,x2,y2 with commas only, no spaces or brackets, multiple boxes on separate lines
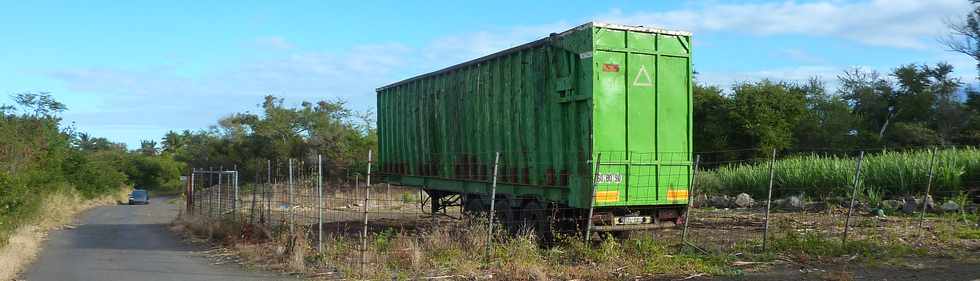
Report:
51,42,413,104
47,42,416,148
698,65,846,88
777,48,825,64
44,22,575,147
422,21,573,70
599,0,971,49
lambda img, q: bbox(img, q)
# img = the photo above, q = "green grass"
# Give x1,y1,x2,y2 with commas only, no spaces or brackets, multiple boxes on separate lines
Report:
956,228,980,239
767,231,923,262
698,148,980,199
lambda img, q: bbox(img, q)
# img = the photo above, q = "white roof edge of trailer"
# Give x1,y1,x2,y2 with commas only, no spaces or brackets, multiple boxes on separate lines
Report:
590,22,692,36
376,22,690,91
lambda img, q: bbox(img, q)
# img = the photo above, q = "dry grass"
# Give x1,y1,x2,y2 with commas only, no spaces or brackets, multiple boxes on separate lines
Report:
172,211,734,281
171,212,313,274
0,187,129,280
171,199,980,280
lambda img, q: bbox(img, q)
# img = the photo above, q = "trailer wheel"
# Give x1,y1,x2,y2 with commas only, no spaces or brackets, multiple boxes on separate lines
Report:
494,198,518,234
463,194,486,217
521,200,554,244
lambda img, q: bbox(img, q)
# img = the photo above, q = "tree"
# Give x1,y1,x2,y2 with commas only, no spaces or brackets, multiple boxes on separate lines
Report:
927,63,966,144
793,78,862,150
838,68,896,144
942,0,980,80
12,92,66,118
887,122,942,147
693,83,735,162
160,130,188,154
891,64,934,124
139,140,158,156
959,87,980,144
729,80,807,156
172,95,377,180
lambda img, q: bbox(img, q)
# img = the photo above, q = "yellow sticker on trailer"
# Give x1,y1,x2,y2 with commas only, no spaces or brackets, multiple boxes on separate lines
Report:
667,190,688,201
595,191,620,203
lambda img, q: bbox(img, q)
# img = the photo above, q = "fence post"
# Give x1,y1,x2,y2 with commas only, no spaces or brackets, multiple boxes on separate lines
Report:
682,154,701,245
366,150,373,200
485,152,501,259
234,167,239,219
188,169,195,215
918,148,938,231
208,167,213,217
360,150,373,277
266,160,272,225
585,153,603,242
288,159,294,236
250,161,258,224
218,166,224,215
762,148,777,252
318,154,324,253
842,151,865,247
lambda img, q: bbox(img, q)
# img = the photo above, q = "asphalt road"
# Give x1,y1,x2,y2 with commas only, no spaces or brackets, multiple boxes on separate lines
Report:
20,197,292,281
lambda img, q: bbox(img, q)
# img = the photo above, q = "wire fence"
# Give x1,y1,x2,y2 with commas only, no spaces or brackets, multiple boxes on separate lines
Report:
185,147,980,277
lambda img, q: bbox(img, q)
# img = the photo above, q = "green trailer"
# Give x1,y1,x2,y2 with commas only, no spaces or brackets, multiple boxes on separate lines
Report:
377,22,693,233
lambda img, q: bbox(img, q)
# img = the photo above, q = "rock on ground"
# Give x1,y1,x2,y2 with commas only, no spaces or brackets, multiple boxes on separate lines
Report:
923,195,936,212
708,195,732,208
734,193,754,208
782,196,804,211
692,194,708,208
940,200,960,212
882,199,904,210
902,195,919,214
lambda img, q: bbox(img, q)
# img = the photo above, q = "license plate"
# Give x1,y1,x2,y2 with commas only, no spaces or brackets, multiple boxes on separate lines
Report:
621,216,645,225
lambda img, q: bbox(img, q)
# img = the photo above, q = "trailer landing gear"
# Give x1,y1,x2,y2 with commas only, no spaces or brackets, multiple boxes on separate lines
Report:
424,189,461,219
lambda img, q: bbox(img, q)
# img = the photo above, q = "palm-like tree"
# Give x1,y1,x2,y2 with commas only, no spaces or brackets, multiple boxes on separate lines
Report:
161,130,186,153
140,140,158,156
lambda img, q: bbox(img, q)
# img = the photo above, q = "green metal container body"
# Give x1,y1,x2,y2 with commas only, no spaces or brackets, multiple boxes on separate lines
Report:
377,22,692,209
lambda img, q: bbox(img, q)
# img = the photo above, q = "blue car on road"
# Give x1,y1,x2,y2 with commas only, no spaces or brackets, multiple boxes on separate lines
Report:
128,189,149,205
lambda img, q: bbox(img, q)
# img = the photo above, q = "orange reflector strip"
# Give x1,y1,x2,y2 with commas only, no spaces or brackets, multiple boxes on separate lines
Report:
595,191,619,203
667,190,689,201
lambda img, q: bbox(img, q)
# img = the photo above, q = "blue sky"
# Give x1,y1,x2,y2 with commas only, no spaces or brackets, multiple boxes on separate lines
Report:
1,0,976,148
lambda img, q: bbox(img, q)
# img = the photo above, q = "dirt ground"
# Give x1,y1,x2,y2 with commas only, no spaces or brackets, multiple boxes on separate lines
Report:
700,258,980,281
192,185,980,280
681,207,980,281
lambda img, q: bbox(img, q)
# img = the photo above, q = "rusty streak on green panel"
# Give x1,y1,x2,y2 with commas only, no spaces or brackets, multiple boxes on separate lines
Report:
377,22,692,209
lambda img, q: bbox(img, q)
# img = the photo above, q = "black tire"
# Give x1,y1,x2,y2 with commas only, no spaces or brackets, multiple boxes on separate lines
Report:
493,198,518,235
462,195,486,217
521,200,554,244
